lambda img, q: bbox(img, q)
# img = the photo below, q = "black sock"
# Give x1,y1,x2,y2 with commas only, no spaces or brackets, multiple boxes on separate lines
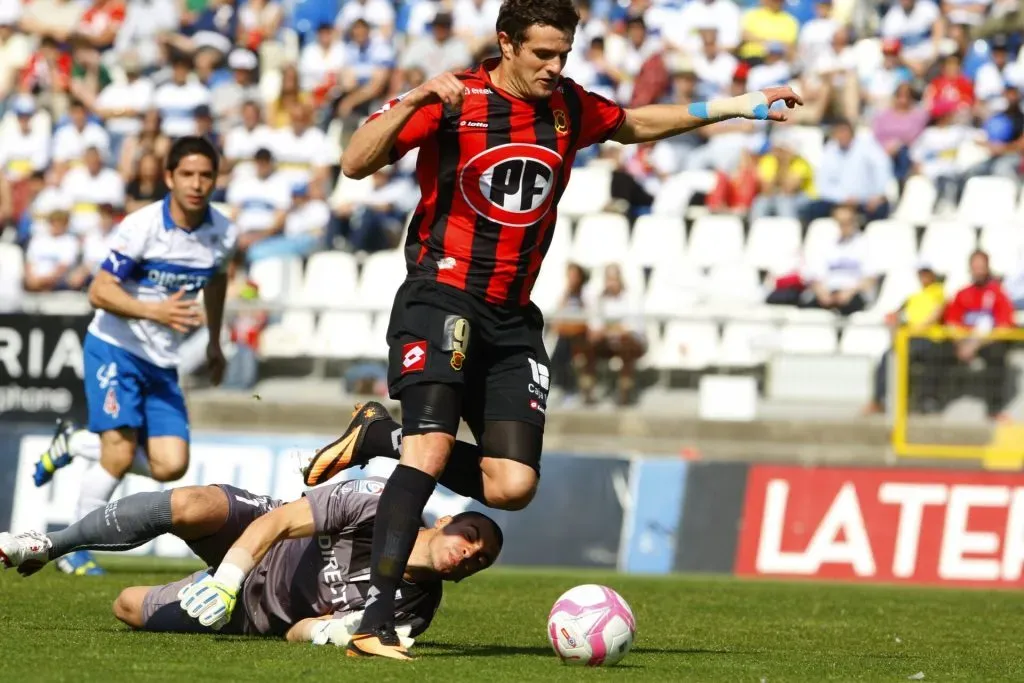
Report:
358,464,437,632
48,490,174,559
364,420,486,503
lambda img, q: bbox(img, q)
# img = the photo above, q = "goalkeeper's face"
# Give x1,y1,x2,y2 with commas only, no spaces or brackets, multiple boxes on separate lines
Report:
427,512,503,582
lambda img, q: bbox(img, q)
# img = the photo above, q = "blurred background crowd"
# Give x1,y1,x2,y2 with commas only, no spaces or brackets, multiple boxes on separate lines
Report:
2,0,1024,413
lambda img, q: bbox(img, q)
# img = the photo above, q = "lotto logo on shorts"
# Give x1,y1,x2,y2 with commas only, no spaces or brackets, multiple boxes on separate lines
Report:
401,341,427,374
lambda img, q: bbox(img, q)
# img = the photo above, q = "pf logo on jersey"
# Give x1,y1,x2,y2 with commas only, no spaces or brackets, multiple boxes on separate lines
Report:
460,143,563,227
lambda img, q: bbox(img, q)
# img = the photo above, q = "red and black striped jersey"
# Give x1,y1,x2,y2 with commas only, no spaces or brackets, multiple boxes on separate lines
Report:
367,58,626,308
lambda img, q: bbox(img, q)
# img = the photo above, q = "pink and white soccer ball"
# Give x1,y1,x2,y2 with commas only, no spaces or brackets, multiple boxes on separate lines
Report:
547,584,636,666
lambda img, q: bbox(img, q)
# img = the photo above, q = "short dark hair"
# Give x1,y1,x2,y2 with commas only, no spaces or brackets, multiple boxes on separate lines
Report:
450,511,504,553
496,0,579,49
254,147,273,163
166,136,220,175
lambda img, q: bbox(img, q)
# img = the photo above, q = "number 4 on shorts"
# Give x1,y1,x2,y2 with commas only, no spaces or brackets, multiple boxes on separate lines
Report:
527,358,549,390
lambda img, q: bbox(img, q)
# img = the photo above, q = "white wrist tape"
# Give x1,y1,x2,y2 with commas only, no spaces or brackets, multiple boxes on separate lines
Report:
689,92,770,120
213,548,255,592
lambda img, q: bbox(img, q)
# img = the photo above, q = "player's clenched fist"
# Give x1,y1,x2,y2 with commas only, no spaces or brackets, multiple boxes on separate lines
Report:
406,72,464,110
178,573,238,630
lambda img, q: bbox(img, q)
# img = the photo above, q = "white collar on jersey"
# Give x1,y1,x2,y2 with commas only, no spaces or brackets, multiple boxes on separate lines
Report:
161,195,213,232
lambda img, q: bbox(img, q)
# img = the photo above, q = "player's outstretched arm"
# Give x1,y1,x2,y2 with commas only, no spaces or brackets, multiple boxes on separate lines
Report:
611,86,804,145
88,270,202,333
340,71,464,180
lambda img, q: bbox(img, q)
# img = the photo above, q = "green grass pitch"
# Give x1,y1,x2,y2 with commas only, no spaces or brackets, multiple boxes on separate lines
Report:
3,557,1024,682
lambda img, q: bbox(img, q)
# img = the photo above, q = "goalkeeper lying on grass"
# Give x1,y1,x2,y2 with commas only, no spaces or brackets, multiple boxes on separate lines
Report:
0,476,501,651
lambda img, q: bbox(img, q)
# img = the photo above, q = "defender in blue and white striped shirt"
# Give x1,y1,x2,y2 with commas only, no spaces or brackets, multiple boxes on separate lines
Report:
34,136,237,576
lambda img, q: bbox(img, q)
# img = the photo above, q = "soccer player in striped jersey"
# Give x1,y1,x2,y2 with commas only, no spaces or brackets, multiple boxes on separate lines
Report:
33,136,236,576
302,0,802,658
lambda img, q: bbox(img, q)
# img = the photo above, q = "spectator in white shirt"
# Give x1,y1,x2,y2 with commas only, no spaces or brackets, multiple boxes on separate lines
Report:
61,145,126,234
453,0,501,51
227,147,292,257
24,206,79,292
581,263,647,406
668,0,741,52
747,42,793,92
298,23,346,93
94,55,154,164
692,25,738,100
400,11,472,79
0,95,49,183
801,120,894,223
973,36,1012,114
910,97,973,209
67,202,118,289
223,100,274,178
797,0,839,71
880,0,942,77
607,16,662,104
152,51,211,138
212,48,262,128
334,165,416,253
51,99,111,179
335,0,395,38
113,0,179,71
801,204,878,316
335,18,394,122
248,182,329,262
272,102,332,192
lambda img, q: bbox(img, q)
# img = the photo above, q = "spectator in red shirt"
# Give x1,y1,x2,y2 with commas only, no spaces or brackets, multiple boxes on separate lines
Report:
942,250,1015,420
75,0,125,53
20,36,72,95
924,53,974,112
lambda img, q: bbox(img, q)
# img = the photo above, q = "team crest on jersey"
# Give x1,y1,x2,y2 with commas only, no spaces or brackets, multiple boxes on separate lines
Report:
553,109,568,135
103,386,120,418
459,143,563,227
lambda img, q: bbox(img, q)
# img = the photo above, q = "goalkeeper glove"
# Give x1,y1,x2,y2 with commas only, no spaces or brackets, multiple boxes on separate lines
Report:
178,571,240,631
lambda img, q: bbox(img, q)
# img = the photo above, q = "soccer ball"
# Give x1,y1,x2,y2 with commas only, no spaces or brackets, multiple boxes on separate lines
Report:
547,584,636,666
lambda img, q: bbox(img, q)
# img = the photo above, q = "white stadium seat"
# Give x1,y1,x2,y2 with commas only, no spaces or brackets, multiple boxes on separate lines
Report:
0,243,25,312
650,170,716,216
529,260,568,314
637,321,663,370
259,311,315,358
655,321,720,370
330,174,375,206
719,321,779,367
299,251,358,308
783,126,825,168
559,166,611,219
958,176,1018,227
627,214,685,267
980,224,1024,277
779,322,837,354
570,212,631,267
687,214,744,267
745,216,802,272
545,214,573,267
864,219,917,273
314,312,374,359
249,257,303,302
869,269,920,315
705,264,764,308
356,250,406,312
840,324,891,357
893,175,937,225
802,218,839,267
919,220,976,278
643,264,705,317
364,313,391,361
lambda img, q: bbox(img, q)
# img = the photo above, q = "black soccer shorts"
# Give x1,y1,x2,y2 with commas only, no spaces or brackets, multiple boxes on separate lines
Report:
385,279,551,430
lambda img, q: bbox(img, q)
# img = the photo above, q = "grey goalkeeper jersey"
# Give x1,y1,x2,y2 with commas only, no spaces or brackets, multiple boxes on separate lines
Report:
241,477,443,636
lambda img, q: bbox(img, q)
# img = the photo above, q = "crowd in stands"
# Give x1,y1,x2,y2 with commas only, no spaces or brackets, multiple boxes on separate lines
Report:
2,0,1024,407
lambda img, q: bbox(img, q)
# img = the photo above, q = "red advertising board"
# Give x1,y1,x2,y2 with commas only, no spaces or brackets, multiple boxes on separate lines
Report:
735,465,1024,587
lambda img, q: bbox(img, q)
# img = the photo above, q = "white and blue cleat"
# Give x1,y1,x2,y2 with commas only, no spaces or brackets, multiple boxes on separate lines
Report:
33,419,77,487
55,550,105,576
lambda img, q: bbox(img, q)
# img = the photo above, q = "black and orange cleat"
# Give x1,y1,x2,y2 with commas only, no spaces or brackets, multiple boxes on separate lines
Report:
302,402,392,487
346,626,414,661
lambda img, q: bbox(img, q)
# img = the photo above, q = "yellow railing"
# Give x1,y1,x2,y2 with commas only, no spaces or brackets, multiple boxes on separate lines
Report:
892,325,1024,469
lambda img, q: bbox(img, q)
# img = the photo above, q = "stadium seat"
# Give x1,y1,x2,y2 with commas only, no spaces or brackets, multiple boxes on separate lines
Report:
546,214,573,267
783,307,840,323
919,220,976,278
637,321,663,370
864,219,917,273
839,324,891,357
802,218,839,267
779,323,838,354
687,215,744,267
943,266,972,299
530,260,568,314
868,269,919,316
979,224,1024,277
650,170,716,216
249,257,303,302
560,166,611,218
259,311,315,358
852,38,883,82
719,321,779,367
745,216,802,272
893,175,937,225
0,243,24,312
643,264,705,317
627,214,685,268
585,262,646,301
783,126,825,168
364,313,391,361
654,320,720,370
705,264,765,308
958,176,1018,227
330,173,375,206
570,212,631,267
298,251,358,308
314,312,374,359
355,250,406,312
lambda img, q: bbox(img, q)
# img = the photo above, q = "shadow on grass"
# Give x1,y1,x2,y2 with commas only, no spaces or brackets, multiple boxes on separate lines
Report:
417,642,735,658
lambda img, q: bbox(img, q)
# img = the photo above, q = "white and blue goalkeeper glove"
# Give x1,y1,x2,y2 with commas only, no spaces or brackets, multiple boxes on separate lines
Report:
178,571,240,630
